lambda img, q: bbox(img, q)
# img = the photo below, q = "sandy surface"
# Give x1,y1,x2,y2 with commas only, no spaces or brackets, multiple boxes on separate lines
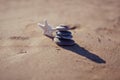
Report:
0,0,120,80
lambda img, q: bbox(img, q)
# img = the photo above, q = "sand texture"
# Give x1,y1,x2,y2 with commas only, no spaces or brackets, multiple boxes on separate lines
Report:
0,0,120,80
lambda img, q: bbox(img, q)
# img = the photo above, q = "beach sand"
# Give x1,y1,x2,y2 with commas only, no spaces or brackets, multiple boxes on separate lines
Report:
0,0,120,80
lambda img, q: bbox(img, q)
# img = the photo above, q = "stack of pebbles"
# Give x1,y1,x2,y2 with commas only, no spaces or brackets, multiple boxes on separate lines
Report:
54,25,75,46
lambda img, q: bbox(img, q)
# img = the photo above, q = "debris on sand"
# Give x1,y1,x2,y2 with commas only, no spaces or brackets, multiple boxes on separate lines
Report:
10,36,29,40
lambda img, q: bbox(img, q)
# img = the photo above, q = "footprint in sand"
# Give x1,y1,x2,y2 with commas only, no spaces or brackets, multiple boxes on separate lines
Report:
96,16,120,39
9,36,29,40
96,27,120,39
18,49,27,54
6,36,30,47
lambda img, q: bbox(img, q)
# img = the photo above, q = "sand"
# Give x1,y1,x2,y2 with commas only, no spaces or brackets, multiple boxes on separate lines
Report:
0,0,120,80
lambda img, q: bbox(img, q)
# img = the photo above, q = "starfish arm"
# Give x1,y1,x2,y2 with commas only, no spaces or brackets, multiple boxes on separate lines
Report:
38,23,45,30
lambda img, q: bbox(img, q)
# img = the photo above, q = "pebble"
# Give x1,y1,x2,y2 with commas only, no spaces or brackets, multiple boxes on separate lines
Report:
56,25,69,31
56,31,71,36
56,35,73,39
54,37,75,46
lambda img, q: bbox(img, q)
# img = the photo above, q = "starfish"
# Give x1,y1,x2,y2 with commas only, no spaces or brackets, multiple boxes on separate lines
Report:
38,20,56,37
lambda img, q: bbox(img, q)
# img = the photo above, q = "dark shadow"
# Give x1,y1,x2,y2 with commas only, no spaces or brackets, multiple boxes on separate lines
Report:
45,35,54,40
60,43,106,64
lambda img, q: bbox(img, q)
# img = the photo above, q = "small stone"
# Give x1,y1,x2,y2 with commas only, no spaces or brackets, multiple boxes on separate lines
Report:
54,37,75,46
56,31,71,36
56,25,69,31
56,35,73,39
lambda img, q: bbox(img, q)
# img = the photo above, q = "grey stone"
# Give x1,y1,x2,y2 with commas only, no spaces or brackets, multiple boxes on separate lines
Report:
56,35,73,39
56,26,69,31
56,31,71,36
54,37,75,46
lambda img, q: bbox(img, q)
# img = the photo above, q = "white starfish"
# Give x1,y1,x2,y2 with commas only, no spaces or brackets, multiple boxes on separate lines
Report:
38,20,56,37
